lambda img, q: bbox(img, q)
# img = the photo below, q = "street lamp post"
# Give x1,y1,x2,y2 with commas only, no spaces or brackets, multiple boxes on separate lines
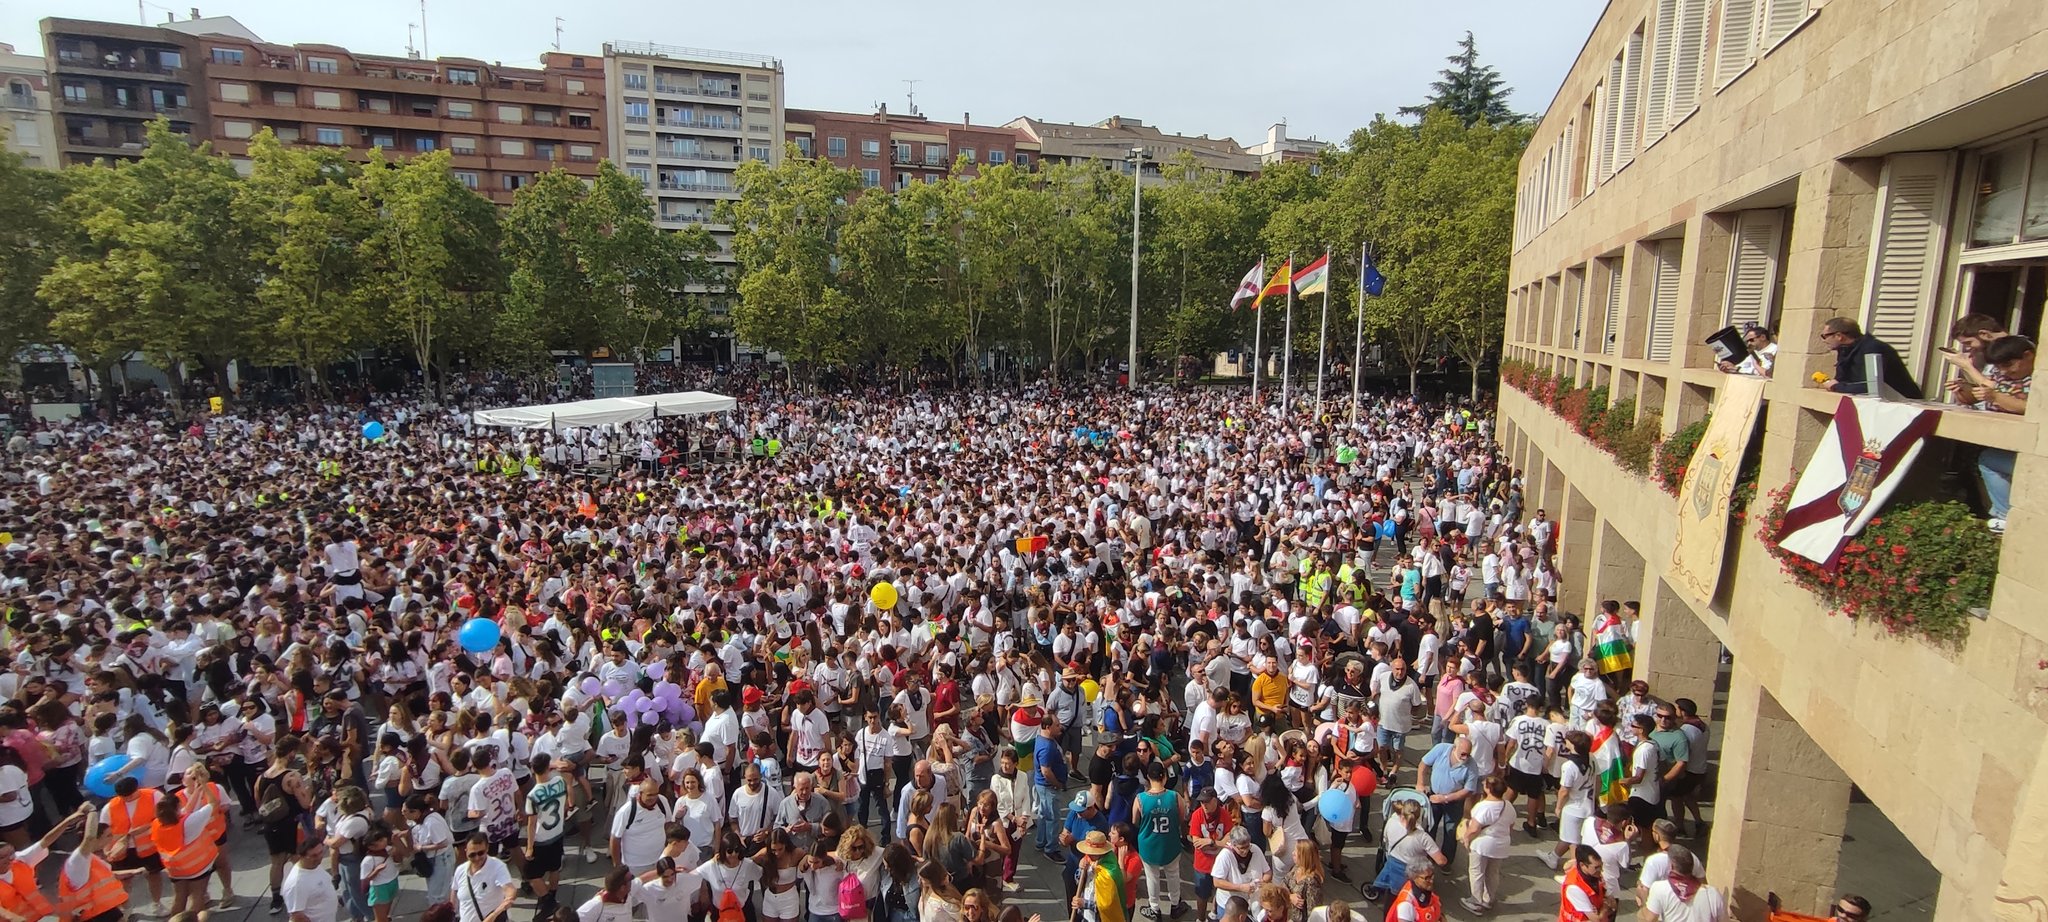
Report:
1127,146,1146,389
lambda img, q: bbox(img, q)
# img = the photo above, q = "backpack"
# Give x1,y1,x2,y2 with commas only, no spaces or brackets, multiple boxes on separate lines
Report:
717,886,747,922
838,871,869,920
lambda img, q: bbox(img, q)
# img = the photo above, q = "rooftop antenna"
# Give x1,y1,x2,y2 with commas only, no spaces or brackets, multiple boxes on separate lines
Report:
406,23,419,59
903,79,920,117
553,17,564,52
419,0,430,59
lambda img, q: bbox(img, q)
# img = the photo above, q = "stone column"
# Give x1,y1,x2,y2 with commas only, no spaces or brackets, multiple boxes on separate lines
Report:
1707,664,1852,919
1634,577,1720,712
1556,484,1595,615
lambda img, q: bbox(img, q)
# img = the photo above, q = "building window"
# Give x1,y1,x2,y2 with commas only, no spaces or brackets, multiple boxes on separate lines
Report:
366,98,392,114
569,112,593,128
455,171,479,189
62,83,85,103
861,169,881,187
827,137,847,158
1015,152,1030,168
626,145,650,158
893,142,912,163
623,72,647,90
795,136,812,157
222,121,252,139
450,137,476,154
448,101,473,119
159,50,182,69
414,137,436,152
307,57,339,74
959,147,975,163
210,48,243,65
497,105,522,124
861,139,881,159
1967,138,2048,248
312,91,341,110
535,143,556,161
624,100,648,124
748,145,771,162
988,149,1006,164
503,174,527,191
570,144,594,161
628,166,650,185
565,79,584,94
925,174,939,184
274,127,299,142
895,173,911,190
925,144,946,166
499,139,526,157
447,68,478,85
315,127,344,146
372,135,394,150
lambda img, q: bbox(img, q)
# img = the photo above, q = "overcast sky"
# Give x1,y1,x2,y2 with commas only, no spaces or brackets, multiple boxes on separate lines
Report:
9,0,1607,145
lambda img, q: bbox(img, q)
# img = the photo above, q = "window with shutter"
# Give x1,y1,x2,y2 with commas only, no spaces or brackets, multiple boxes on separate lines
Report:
1670,0,1710,117
1588,83,1609,191
1560,119,1578,202
1863,152,1956,373
1599,61,1622,182
1715,0,1757,89
1604,257,1625,354
1648,239,1683,362
1645,0,1679,141
1615,32,1644,168
1723,209,1785,328
1572,268,1590,350
1761,0,1808,49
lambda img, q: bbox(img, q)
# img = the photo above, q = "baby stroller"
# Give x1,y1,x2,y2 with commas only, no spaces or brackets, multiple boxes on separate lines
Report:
1361,787,1435,903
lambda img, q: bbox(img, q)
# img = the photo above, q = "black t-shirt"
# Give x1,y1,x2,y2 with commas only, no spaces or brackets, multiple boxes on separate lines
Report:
1463,617,1496,658
1088,752,1114,787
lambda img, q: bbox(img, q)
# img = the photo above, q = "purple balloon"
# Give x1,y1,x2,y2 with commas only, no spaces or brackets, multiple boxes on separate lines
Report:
602,679,627,698
624,709,640,730
654,682,680,700
677,703,695,725
688,719,703,736
645,662,666,681
579,677,601,697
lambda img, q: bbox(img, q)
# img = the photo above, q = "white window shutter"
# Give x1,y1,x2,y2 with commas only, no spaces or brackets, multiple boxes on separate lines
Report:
1648,240,1682,362
1604,259,1624,354
1573,269,1589,349
1599,62,1622,182
1863,152,1956,374
1762,0,1807,49
1587,84,1608,190
1645,0,1679,140
1722,209,1784,328
1669,0,1709,115
1615,33,1644,167
1560,118,1578,202
1715,0,1758,88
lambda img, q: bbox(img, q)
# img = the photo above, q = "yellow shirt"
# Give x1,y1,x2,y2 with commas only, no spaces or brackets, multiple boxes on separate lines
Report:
1252,671,1287,714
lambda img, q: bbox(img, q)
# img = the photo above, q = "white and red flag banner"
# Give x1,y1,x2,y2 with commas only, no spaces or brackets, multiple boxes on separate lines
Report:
1773,396,1940,569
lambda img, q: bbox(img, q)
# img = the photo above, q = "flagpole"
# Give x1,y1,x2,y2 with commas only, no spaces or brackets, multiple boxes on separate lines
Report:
1251,255,1264,402
1281,251,1294,416
1351,242,1367,426
1315,247,1330,418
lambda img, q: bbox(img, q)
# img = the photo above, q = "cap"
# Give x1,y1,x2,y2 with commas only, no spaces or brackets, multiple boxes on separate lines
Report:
1070,790,1094,811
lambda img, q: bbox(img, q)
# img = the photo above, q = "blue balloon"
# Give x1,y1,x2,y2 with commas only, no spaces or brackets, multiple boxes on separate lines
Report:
457,617,501,653
362,421,385,440
84,755,131,799
1317,787,1355,825
1376,520,1396,540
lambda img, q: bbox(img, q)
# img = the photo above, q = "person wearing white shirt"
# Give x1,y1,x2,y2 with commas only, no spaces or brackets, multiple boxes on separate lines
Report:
450,836,517,922
282,838,341,922
1641,845,1725,922
611,780,674,873
576,867,649,922
640,856,703,922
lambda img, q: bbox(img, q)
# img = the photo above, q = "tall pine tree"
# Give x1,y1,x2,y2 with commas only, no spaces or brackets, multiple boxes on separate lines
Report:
1399,32,1525,127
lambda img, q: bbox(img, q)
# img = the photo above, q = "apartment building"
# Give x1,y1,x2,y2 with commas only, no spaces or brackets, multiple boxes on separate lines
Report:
1,43,55,168
1005,115,1258,179
1242,122,1329,166
1499,0,2048,919
41,17,206,166
602,41,784,264
783,106,1037,190
196,32,606,205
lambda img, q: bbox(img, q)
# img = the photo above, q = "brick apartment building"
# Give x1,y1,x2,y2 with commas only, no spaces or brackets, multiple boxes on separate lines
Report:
43,14,607,205
784,106,1038,190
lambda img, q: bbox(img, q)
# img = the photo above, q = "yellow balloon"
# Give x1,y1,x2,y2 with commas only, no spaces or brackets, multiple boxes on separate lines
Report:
1080,679,1101,703
870,582,899,610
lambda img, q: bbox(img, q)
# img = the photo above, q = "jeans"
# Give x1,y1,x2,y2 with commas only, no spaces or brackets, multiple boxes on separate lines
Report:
1429,800,1465,866
1033,784,1060,852
858,769,889,840
1143,859,1183,914
1980,448,2016,519
425,851,455,905
337,856,370,922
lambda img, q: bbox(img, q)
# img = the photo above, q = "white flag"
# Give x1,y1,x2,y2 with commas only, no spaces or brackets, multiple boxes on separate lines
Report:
1230,260,1264,311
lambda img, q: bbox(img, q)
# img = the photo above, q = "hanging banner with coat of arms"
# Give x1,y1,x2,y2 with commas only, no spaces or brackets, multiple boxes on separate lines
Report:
1774,396,1941,570
1669,376,1768,601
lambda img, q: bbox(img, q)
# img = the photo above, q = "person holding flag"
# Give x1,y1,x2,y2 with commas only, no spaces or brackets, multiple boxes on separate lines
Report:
1070,831,1127,922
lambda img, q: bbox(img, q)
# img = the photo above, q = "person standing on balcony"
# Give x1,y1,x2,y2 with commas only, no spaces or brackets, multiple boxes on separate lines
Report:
1964,335,2033,535
1813,318,1922,398
1717,323,1778,377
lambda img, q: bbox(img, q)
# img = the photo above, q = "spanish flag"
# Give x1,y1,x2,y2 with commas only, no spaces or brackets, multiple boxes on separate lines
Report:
1252,260,1292,310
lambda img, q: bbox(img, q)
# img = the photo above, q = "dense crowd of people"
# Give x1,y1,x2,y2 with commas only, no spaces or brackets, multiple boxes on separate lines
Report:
0,377,1764,922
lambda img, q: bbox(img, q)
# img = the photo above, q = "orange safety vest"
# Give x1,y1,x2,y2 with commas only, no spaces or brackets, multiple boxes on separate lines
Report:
178,783,229,842
105,789,162,857
57,854,126,922
1383,884,1442,922
1559,866,1606,922
0,859,55,922
153,816,217,880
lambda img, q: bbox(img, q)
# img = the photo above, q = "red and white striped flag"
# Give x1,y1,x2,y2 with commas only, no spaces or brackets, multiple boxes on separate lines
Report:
1230,259,1264,310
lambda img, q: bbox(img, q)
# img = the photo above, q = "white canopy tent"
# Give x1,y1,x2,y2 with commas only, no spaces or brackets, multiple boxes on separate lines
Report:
471,390,736,432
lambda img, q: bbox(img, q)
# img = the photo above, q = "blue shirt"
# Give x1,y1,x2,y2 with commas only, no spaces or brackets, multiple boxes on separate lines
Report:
1034,735,1068,788
1061,805,1109,881
1422,742,1480,797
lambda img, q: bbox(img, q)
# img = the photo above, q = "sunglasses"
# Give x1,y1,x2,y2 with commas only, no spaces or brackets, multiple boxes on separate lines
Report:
1833,909,1866,921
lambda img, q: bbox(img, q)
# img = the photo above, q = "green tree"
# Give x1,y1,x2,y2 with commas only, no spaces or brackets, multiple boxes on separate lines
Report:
1398,32,1526,127
356,148,502,398
580,162,719,357
721,148,862,377
0,146,65,368
236,130,377,394
502,169,599,353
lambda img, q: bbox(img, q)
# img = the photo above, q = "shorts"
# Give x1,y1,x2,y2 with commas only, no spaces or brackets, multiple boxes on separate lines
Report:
1376,727,1404,751
1194,871,1215,899
113,850,165,873
1666,774,1700,801
1627,796,1666,827
525,839,566,877
368,879,400,906
263,823,301,856
171,861,215,882
1505,768,1545,799
0,817,25,837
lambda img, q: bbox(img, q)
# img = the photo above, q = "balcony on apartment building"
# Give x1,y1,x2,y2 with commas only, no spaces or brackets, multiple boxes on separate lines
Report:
654,145,733,165
650,80,743,101
207,58,591,107
4,92,38,112
52,48,186,81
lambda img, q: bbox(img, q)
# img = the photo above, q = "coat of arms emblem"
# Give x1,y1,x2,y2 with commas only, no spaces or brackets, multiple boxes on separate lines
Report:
1839,438,1884,516
1691,453,1723,520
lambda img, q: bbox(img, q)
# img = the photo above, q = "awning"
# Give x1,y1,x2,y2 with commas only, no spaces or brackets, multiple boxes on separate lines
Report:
470,390,736,432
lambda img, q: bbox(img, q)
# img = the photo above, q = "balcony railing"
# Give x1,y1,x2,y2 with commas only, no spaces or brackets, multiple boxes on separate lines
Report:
55,54,179,76
4,94,37,112
657,148,732,162
657,181,736,193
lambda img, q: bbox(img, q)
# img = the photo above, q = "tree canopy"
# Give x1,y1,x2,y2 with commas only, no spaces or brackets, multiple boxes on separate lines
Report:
1399,31,1526,127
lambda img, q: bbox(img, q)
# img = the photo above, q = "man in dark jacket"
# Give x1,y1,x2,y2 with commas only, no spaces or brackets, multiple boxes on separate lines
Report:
1819,317,1922,398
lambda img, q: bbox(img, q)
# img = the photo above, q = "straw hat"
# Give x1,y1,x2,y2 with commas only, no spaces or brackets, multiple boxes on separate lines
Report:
1076,830,1112,856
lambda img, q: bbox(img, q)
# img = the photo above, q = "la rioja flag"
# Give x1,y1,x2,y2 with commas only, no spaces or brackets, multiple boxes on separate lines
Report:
1230,260,1264,310
1773,396,1940,570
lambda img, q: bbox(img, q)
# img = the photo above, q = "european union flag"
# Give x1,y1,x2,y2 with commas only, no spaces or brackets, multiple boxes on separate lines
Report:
1362,250,1387,297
